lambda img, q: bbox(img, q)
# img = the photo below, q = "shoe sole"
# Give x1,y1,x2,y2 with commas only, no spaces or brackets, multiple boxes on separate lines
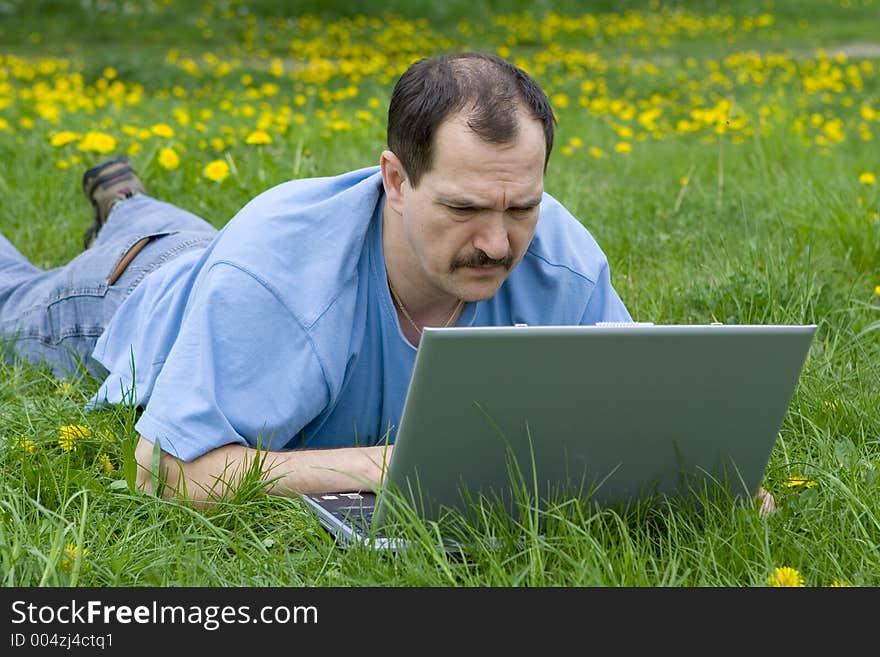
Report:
87,169,138,199
82,155,132,196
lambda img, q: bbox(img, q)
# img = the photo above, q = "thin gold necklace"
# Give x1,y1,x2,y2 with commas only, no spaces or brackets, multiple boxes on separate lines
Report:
388,278,463,335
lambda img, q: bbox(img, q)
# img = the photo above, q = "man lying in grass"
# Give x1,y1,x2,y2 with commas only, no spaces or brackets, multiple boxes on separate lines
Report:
0,52,775,514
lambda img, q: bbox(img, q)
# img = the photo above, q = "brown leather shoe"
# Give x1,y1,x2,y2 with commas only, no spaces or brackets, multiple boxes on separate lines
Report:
82,155,146,249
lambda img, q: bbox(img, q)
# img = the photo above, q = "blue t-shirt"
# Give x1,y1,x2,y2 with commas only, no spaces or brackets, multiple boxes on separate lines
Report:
88,166,631,461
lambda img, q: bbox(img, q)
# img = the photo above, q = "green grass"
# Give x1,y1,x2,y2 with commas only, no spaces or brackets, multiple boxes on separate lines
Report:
1,0,879,587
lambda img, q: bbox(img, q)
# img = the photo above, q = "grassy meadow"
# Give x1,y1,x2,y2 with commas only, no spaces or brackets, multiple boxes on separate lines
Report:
0,0,878,587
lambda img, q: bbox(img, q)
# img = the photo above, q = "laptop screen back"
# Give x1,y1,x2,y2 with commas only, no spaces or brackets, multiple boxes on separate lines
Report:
374,324,816,525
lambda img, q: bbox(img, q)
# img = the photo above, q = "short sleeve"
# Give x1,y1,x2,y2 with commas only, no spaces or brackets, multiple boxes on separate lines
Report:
135,263,330,461
579,259,632,325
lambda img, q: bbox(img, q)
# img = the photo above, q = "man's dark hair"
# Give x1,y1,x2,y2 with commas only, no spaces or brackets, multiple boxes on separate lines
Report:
387,52,556,187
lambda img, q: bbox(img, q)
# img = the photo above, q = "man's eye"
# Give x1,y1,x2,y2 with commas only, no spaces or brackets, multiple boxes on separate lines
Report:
448,206,475,216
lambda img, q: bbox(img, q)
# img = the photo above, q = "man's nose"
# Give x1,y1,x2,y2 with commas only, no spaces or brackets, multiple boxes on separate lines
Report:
472,213,510,261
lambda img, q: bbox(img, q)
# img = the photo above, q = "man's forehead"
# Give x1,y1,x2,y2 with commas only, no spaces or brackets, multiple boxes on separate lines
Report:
430,179,544,209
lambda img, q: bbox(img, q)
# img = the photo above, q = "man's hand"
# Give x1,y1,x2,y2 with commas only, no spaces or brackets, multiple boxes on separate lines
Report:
755,486,776,517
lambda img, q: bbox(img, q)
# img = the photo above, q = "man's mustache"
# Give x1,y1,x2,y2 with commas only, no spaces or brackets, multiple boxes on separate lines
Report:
450,250,514,272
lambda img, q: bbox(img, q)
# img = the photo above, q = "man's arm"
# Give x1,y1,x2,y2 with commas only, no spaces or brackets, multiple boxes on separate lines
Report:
134,435,392,507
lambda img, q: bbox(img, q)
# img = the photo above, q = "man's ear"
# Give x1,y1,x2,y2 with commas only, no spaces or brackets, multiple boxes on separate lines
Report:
380,150,407,215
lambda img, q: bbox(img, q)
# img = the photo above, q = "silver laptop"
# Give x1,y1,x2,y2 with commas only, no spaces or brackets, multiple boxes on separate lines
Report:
302,323,817,550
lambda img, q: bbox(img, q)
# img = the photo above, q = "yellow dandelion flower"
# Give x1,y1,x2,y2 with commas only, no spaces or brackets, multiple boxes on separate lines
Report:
151,123,175,138
588,147,605,158
569,136,583,148
245,130,272,145
203,159,230,183
680,177,689,186
858,172,876,185
551,93,569,109
99,453,114,474
784,475,817,489
127,142,142,157
15,437,37,453
56,160,69,170
58,424,90,452
61,543,88,572
158,147,180,170
615,142,632,153
768,566,804,587
173,109,191,127
50,131,78,147
103,66,117,79
367,97,380,109
77,131,117,154
829,580,852,587
875,285,880,296
54,381,73,396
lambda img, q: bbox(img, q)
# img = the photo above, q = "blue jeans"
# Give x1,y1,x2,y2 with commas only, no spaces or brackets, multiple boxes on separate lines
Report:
0,194,216,379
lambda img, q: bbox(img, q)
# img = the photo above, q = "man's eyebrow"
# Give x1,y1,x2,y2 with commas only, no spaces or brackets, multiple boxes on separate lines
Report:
436,195,544,210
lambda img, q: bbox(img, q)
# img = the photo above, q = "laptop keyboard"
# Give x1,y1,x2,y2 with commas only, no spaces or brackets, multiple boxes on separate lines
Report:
335,503,374,530
314,492,378,535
